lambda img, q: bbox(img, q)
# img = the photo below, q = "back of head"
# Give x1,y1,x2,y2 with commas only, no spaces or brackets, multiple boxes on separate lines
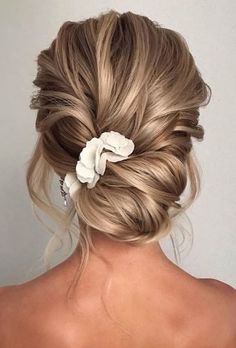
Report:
26,10,211,270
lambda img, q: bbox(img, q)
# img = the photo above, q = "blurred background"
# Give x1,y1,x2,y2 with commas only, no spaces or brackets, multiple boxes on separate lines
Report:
0,0,235,287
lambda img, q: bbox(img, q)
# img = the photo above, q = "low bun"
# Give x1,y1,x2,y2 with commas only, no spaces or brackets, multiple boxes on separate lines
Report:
26,10,211,278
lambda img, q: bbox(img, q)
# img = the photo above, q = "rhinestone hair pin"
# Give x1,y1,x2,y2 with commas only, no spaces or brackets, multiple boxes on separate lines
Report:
59,177,68,207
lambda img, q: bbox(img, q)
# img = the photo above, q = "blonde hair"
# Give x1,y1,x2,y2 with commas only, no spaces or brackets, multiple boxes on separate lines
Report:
26,10,211,295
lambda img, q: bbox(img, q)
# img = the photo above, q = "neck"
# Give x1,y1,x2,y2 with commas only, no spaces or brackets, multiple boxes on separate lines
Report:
66,229,174,276
52,229,195,299
90,231,166,262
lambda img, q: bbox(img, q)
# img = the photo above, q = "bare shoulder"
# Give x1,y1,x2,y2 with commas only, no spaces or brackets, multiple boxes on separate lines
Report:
200,277,236,292
0,282,81,348
0,285,19,316
0,284,39,347
188,277,236,347
169,275,236,348
0,285,19,347
199,277,236,311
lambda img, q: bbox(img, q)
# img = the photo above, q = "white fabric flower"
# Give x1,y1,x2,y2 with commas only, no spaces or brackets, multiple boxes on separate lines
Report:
64,131,135,196
63,172,81,200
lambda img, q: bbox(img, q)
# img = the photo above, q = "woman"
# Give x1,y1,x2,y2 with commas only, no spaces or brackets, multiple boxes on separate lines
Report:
1,10,235,348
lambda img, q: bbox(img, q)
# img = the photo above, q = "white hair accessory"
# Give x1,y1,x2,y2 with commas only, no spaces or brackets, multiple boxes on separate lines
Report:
60,131,135,205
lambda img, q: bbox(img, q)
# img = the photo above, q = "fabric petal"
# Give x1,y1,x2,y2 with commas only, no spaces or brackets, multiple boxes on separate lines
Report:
76,161,95,183
105,152,129,163
64,172,78,193
63,172,81,199
102,139,134,156
96,152,128,175
87,172,100,188
106,131,128,147
99,132,110,143
117,139,135,156
95,142,105,173
96,152,108,175
69,180,81,199
80,137,102,168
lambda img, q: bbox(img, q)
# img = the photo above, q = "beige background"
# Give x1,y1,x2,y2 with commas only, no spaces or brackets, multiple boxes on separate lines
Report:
0,0,235,287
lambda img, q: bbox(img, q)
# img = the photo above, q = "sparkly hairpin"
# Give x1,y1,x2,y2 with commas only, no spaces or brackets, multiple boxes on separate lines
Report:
59,176,68,207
